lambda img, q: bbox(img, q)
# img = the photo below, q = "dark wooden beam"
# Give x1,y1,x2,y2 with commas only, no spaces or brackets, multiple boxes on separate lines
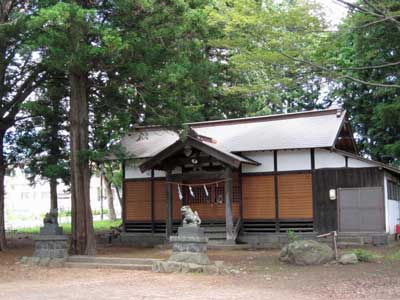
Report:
241,170,312,176
186,138,242,169
165,170,173,240
310,148,315,170
150,169,155,234
170,170,226,182
122,160,126,232
310,148,316,232
225,167,234,241
239,169,243,221
139,136,246,172
274,150,280,233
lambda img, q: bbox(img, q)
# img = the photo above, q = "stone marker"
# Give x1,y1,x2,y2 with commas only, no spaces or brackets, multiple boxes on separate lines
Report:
338,253,358,265
279,240,334,265
153,206,223,274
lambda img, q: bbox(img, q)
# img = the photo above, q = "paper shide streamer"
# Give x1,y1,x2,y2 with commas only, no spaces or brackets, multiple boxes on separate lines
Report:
177,184,183,201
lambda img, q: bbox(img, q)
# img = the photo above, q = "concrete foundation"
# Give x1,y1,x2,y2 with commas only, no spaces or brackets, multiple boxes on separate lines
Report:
237,232,318,249
120,232,166,247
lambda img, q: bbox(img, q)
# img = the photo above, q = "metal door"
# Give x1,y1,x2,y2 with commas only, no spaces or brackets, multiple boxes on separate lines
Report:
338,187,385,232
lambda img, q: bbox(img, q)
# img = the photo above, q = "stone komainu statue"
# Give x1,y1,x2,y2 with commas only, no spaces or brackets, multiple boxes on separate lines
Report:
181,205,201,226
43,209,58,225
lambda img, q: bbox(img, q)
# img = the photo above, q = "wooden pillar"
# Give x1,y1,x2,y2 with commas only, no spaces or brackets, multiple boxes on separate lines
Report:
225,167,234,241
122,160,126,232
165,170,173,240
274,150,280,233
239,168,243,221
150,169,155,234
310,149,316,232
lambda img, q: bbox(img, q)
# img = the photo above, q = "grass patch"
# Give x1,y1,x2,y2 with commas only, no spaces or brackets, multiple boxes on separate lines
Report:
11,219,122,235
350,248,382,262
386,250,400,261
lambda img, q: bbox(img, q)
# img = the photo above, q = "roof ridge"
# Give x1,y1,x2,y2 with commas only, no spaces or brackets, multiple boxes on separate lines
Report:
132,108,343,130
188,108,342,127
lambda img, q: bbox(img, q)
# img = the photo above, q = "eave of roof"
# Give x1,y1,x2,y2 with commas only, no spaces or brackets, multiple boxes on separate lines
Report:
121,108,348,159
333,148,400,175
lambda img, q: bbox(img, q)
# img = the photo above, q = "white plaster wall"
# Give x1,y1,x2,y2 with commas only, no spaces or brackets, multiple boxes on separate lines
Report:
348,158,377,168
315,149,346,169
385,172,400,233
384,173,390,233
125,160,167,179
387,200,400,234
241,151,274,173
277,149,311,171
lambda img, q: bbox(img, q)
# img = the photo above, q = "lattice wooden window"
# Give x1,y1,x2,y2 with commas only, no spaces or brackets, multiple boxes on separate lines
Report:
181,184,241,205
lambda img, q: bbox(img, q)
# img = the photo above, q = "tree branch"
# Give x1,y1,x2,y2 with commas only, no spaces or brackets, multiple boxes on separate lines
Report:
277,51,400,89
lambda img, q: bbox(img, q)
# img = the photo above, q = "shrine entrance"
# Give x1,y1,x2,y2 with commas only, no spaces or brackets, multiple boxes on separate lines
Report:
139,135,258,242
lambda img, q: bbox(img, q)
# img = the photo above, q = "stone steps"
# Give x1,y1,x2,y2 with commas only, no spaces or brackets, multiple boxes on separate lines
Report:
207,242,249,250
65,262,152,271
204,226,227,241
65,256,161,270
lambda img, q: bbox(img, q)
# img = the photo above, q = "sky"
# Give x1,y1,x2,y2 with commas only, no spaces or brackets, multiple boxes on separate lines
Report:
316,0,350,27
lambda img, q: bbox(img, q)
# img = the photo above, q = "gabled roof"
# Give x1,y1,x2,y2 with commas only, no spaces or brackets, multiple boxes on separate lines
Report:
190,108,347,152
121,128,179,159
139,136,258,172
121,108,349,159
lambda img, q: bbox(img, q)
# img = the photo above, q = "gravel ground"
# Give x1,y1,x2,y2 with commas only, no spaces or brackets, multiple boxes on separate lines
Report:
1,242,400,300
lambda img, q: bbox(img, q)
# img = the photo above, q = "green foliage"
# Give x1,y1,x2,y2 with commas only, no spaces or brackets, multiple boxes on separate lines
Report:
287,229,298,243
324,0,400,165
351,249,381,262
9,76,69,185
387,250,400,261
13,219,122,234
208,0,328,114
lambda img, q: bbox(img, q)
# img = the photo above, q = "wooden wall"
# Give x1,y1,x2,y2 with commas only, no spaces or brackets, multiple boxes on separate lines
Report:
153,180,166,221
313,167,384,233
278,173,313,219
124,180,151,221
124,172,314,223
124,178,239,222
242,175,275,219
241,173,313,220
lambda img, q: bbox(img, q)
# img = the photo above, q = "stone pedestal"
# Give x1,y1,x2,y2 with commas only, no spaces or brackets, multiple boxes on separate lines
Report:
33,235,69,259
21,215,70,267
153,225,223,274
39,223,64,235
169,226,210,265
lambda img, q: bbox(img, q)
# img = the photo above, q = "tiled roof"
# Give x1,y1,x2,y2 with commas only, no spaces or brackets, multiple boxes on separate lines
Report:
121,108,345,158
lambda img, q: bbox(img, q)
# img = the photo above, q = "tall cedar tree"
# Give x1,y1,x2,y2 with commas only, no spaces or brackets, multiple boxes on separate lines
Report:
11,76,69,215
0,1,45,250
34,0,227,253
32,1,97,254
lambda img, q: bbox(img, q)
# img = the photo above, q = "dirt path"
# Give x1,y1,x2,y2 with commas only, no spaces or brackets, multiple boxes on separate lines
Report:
1,244,400,300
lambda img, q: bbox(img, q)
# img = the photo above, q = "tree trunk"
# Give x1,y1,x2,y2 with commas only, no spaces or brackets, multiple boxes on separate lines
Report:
49,178,58,223
69,71,95,255
104,175,116,221
0,131,6,251
114,184,122,209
